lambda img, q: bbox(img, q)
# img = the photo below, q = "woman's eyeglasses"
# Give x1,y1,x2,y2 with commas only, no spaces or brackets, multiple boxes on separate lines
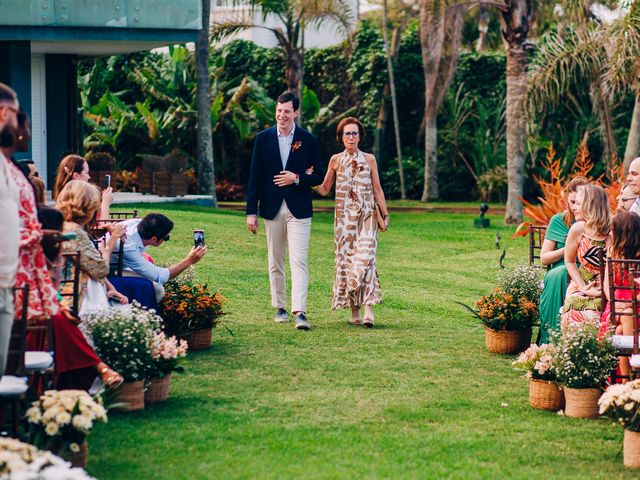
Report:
343,131,359,137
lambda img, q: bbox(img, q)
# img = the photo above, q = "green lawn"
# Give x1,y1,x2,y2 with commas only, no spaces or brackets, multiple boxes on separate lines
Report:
88,204,633,479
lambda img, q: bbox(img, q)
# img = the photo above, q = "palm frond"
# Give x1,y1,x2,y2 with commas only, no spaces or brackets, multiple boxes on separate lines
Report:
603,2,640,96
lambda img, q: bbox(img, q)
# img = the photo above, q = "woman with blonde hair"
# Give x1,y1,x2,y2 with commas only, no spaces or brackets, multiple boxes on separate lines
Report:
313,117,389,327
538,176,590,343
53,154,112,219
561,184,611,328
56,180,127,313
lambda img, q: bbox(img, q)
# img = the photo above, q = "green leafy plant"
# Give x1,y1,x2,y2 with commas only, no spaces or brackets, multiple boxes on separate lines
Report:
497,265,543,304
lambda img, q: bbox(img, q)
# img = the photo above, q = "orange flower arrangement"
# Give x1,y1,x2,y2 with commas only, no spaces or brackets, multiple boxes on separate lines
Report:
475,288,538,331
160,281,226,336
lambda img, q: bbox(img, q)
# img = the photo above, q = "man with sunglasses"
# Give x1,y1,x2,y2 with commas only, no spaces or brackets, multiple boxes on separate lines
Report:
0,83,20,378
246,91,324,330
115,213,207,301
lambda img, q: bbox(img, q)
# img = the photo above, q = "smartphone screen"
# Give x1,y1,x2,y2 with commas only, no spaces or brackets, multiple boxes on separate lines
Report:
105,174,111,189
194,229,205,248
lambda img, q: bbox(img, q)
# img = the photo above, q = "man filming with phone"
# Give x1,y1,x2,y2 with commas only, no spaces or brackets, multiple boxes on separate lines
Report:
112,213,207,301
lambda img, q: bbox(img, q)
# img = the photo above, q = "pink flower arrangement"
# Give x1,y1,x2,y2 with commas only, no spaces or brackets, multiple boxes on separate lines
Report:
512,344,557,381
149,332,188,377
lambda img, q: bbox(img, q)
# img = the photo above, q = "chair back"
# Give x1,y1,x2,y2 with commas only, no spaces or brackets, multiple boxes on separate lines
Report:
107,210,138,220
528,225,547,268
607,258,640,354
60,251,81,317
7,285,29,376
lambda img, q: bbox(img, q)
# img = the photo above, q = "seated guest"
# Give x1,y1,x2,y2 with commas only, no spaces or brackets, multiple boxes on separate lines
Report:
17,159,37,180
561,184,611,329
30,175,46,205
538,176,590,344
53,154,112,220
602,211,640,379
56,180,128,315
115,213,207,300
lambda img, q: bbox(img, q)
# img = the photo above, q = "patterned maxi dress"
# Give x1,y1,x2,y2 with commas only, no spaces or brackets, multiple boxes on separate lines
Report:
561,234,606,325
332,150,381,309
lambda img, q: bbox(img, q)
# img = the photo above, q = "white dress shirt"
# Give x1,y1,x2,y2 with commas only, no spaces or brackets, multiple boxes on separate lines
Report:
277,124,295,169
118,219,170,284
0,152,20,289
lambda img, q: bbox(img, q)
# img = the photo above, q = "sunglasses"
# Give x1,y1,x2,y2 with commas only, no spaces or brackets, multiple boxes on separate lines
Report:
162,234,170,242
343,131,359,137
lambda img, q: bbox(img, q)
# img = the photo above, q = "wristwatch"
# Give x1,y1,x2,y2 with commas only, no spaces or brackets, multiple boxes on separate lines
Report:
294,174,300,186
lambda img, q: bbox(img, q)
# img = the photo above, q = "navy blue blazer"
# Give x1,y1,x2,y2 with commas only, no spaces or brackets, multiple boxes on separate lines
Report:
246,126,324,220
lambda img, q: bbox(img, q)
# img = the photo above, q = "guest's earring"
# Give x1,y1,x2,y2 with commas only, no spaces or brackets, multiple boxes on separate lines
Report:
18,135,23,140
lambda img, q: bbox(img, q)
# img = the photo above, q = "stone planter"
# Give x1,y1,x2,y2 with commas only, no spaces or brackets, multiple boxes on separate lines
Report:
145,375,171,404
529,379,564,411
484,326,531,355
563,387,601,418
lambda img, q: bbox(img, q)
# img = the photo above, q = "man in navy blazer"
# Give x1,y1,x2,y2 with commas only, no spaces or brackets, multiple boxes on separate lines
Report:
246,92,324,330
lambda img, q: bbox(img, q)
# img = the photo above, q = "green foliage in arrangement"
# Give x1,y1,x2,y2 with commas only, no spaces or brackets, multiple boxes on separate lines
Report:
87,204,629,479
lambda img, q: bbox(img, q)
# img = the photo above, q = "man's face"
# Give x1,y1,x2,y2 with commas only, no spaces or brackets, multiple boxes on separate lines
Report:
275,101,298,132
627,159,640,196
0,100,19,148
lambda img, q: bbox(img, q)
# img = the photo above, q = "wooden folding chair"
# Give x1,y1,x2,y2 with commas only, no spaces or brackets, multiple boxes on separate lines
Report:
59,251,81,317
607,258,640,382
0,285,29,438
528,225,547,268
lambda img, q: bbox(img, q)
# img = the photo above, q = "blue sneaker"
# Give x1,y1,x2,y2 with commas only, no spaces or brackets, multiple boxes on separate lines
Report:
274,308,289,323
295,312,310,330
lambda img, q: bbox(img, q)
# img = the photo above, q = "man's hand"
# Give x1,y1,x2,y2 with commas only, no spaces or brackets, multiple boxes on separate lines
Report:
187,245,207,265
274,170,298,187
247,215,258,234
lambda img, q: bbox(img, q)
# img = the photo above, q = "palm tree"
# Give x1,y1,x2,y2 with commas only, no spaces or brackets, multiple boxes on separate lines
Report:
197,0,218,205
382,0,406,199
419,0,463,201
211,0,354,104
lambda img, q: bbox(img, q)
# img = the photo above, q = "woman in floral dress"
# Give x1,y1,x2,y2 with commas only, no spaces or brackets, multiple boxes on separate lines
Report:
314,117,389,327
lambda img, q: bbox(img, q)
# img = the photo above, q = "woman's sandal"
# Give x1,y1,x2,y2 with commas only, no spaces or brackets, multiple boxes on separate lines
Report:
362,317,375,328
98,365,124,389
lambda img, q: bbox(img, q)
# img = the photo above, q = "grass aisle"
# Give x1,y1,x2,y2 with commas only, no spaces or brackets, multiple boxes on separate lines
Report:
89,205,629,479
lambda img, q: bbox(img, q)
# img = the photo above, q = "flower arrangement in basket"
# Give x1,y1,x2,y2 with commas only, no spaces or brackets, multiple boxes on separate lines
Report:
552,321,618,418
599,380,640,467
160,281,226,337
83,302,162,383
513,344,564,410
0,437,95,479
475,288,538,331
149,331,188,379
23,390,107,462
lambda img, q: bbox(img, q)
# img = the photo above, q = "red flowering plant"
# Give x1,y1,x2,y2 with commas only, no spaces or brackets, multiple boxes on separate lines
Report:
159,281,226,337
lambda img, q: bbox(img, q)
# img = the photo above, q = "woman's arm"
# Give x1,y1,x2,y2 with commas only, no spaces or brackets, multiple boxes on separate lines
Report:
365,154,389,228
564,222,586,288
314,156,338,197
540,239,563,266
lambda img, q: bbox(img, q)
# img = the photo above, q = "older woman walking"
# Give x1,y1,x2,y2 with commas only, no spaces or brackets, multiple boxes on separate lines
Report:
314,117,389,327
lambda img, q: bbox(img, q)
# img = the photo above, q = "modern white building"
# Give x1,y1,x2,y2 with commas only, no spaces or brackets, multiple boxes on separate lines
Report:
211,0,360,49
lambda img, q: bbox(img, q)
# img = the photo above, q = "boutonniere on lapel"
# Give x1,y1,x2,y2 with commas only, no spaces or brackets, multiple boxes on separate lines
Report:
291,141,302,152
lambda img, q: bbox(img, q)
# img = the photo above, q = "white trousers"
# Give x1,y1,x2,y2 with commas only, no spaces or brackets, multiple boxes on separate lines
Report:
264,202,311,313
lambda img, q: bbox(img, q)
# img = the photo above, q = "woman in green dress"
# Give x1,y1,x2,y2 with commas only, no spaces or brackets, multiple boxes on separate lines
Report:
538,176,590,344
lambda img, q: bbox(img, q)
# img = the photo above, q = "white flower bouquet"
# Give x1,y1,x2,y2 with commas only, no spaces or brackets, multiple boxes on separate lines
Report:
512,344,557,381
0,437,95,479
149,331,188,378
24,390,107,456
599,380,640,431
84,302,162,382
552,320,618,389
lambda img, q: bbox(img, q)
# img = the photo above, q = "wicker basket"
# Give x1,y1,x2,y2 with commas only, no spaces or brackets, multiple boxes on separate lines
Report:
112,380,145,412
186,328,212,351
625,430,640,468
484,327,531,355
563,387,601,418
145,375,171,404
56,442,88,469
529,379,564,411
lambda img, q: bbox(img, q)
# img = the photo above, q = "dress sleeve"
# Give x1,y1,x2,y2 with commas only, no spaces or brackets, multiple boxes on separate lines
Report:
76,228,110,280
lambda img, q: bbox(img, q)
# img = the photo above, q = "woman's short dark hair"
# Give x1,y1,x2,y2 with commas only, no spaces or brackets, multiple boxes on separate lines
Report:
138,213,174,241
336,117,365,145
276,91,300,111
